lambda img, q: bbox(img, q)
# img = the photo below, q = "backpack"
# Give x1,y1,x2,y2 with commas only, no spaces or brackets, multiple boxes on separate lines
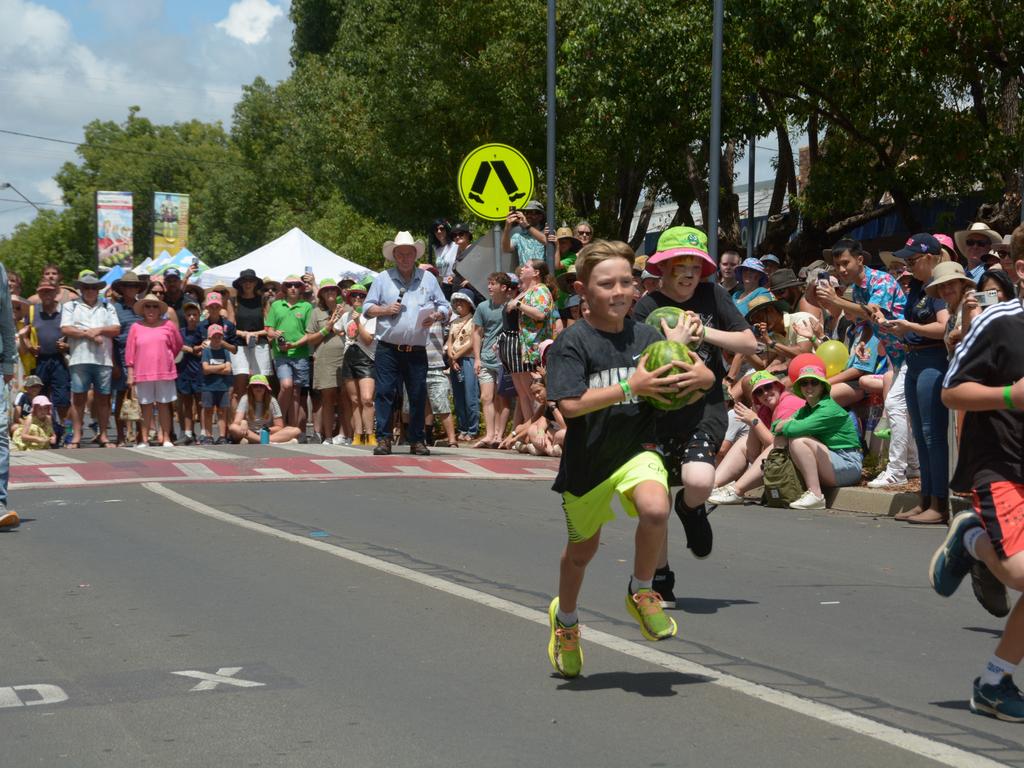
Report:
761,447,806,507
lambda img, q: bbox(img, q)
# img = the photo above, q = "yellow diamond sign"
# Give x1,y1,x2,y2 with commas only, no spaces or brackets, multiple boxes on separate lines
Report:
458,143,535,221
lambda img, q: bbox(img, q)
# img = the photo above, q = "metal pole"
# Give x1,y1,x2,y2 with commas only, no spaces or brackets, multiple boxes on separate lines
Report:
545,0,557,272
492,224,503,274
747,133,755,260
707,0,724,261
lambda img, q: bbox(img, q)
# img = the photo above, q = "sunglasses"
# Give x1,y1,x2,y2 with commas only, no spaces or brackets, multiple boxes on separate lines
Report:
577,230,592,236
284,282,304,288
142,303,161,310
151,290,165,295
965,238,990,247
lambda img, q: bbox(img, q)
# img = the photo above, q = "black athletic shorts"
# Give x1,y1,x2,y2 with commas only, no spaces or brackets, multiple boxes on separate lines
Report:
341,345,375,381
657,430,719,487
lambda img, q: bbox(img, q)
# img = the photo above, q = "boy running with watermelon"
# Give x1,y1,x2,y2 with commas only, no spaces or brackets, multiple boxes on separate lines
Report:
545,239,715,678
632,227,758,605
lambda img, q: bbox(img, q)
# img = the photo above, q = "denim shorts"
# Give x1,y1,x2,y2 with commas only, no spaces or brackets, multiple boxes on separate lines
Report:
201,389,232,409
829,448,863,487
70,363,112,395
274,356,310,388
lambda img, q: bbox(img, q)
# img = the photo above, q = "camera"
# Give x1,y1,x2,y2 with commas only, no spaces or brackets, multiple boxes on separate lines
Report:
976,290,999,308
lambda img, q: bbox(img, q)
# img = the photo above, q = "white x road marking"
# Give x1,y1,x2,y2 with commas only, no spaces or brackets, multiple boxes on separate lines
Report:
171,667,265,692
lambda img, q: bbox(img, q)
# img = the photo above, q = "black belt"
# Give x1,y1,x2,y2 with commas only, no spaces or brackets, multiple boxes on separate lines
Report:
379,340,425,353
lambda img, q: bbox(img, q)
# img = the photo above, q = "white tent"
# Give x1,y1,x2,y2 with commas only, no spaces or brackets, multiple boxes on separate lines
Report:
198,228,374,288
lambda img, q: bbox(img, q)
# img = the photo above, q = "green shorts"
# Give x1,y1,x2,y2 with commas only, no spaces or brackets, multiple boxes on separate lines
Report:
561,451,669,543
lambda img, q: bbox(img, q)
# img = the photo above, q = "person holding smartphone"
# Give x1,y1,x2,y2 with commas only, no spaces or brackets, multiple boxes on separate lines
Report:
502,201,547,266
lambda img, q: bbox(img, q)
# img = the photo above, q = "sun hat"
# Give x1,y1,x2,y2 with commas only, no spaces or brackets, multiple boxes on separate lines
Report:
205,291,224,308
133,292,168,316
893,233,941,261
521,200,545,213
347,282,369,296
233,268,264,292
78,269,97,279
262,276,281,290
799,259,832,281
282,274,304,286
925,261,976,298
760,253,781,265
74,274,106,290
879,251,906,270
23,375,43,389
992,234,1012,254
734,257,768,285
182,299,201,311
248,374,272,391
555,226,583,253
633,255,648,272
209,280,233,296
645,226,716,278
450,291,475,309
792,361,831,399
564,294,582,310
450,222,473,237
183,283,206,304
744,293,789,322
556,265,577,293
749,370,783,395
111,271,144,293
317,278,340,298
538,338,555,364
34,282,58,295
932,233,956,262
31,395,52,408
206,324,224,338
382,231,426,262
768,268,803,292
954,222,1001,256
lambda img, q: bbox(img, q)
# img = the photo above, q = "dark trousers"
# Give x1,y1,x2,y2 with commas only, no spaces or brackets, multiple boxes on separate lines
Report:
905,347,949,499
374,343,428,443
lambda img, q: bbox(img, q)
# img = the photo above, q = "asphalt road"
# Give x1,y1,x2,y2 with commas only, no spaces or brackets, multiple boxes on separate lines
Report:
2,476,1022,767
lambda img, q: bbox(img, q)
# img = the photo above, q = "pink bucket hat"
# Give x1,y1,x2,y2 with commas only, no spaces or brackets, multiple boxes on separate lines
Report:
645,226,717,278
31,395,52,408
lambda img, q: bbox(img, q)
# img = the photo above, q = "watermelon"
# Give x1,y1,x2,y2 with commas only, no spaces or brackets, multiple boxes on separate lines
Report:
644,306,687,333
640,339,705,411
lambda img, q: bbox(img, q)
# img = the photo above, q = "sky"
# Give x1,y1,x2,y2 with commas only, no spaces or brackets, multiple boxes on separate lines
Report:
0,0,294,235
0,0,791,239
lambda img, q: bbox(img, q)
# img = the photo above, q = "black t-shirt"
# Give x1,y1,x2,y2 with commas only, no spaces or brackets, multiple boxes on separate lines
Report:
547,318,662,496
904,279,946,347
235,295,264,333
944,300,1024,491
632,283,750,445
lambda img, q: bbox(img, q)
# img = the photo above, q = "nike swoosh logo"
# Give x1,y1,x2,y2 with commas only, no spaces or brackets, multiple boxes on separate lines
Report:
632,354,642,361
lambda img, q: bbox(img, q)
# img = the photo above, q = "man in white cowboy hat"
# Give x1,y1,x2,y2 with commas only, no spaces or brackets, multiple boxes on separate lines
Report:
502,200,547,266
955,222,1003,283
60,273,120,448
363,231,451,456
0,261,19,529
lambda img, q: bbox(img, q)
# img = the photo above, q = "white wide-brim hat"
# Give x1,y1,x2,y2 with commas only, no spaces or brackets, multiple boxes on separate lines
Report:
954,222,1001,256
382,231,426,263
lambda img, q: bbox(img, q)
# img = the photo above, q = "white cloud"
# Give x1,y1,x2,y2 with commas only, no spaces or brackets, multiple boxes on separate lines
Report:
0,0,294,237
216,0,284,45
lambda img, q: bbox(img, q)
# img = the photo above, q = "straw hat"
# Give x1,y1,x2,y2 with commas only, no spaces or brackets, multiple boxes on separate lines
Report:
133,292,168,316
382,231,426,262
879,251,905,270
925,261,976,298
954,222,1001,256
554,226,583,253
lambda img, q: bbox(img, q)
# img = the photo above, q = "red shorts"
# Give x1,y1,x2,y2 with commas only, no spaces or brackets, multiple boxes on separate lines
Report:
974,482,1024,559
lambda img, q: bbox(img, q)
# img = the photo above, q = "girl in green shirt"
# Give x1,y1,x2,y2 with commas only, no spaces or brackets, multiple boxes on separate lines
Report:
776,360,863,509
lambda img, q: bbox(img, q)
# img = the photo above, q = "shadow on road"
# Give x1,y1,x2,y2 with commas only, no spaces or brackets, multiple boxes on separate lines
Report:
672,597,758,614
555,670,710,697
963,625,1003,638
930,699,971,712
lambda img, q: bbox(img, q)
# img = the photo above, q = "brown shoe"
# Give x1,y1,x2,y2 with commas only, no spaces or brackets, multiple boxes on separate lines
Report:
895,495,931,521
373,438,392,456
906,509,949,525
0,510,21,529
410,442,430,456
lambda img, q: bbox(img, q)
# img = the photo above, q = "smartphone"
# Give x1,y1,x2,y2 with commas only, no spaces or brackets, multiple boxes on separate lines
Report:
192,257,198,267
304,265,313,275
509,206,516,213
977,289,999,308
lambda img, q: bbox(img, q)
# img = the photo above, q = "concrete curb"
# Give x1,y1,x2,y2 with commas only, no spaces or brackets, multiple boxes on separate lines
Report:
737,485,970,518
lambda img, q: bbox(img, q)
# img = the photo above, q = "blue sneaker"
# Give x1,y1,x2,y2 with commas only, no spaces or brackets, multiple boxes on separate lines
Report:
971,676,1024,722
929,511,980,597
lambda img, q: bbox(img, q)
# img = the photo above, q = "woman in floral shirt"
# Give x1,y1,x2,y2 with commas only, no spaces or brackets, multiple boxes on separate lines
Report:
506,260,555,425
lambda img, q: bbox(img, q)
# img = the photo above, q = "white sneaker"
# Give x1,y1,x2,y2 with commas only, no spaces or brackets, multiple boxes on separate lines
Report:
867,471,906,488
162,441,174,448
708,484,745,505
322,439,333,445
789,490,826,510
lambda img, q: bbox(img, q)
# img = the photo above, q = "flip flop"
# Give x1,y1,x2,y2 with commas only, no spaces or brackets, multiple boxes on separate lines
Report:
66,442,80,449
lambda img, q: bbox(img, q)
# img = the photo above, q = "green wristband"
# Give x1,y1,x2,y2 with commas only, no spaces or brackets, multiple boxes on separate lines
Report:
619,379,633,400
1005,385,1017,410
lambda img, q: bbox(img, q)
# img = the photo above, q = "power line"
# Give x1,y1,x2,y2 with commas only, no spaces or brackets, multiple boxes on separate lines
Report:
0,197,64,207
0,128,246,169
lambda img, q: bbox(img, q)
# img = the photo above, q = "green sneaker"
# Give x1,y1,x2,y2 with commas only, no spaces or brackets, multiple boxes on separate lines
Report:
547,597,583,678
626,586,678,641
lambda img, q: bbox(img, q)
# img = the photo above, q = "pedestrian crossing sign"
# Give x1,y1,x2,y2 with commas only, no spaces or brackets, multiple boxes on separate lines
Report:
458,143,535,221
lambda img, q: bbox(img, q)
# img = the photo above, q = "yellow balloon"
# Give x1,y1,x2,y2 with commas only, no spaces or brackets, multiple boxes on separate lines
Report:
816,340,848,378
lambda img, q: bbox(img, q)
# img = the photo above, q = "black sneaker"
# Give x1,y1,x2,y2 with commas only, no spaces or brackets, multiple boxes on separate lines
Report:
675,492,713,559
653,566,677,609
971,675,1024,722
970,561,1010,618
373,438,392,456
410,442,431,456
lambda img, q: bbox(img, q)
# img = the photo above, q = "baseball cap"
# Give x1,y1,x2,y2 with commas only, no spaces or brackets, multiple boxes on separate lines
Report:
207,324,224,337
164,267,182,279
205,291,224,307
23,375,43,389
31,395,52,407
893,233,941,260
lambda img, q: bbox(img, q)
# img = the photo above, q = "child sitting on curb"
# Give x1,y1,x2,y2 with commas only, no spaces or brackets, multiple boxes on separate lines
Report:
12,395,56,451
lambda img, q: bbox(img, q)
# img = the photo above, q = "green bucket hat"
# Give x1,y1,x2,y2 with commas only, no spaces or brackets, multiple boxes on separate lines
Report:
792,361,831,399
248,374,272,391
646,226,717,279
317,278,340,297
749,370,783,395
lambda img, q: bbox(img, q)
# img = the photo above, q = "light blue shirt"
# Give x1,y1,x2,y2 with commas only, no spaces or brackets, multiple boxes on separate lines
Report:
510,228,545,266
364,268,451,347
968,263,986,284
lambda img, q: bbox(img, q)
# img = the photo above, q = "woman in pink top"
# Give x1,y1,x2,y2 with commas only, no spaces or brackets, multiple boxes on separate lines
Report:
125,292,183,447
708,371,805,504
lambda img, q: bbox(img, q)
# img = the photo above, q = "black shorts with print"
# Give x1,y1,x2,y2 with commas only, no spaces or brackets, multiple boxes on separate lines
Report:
657,430,719,486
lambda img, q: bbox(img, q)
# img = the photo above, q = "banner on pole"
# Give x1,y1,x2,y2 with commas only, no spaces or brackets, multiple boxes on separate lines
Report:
96,191,134,270
152,192,190,258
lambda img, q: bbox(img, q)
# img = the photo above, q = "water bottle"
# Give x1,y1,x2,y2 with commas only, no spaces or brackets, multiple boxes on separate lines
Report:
260,426,270,444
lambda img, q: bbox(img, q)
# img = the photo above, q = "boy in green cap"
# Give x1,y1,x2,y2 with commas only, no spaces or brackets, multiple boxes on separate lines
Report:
632,226,758,606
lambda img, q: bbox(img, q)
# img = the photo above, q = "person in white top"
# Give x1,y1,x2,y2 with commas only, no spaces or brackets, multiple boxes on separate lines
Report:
59,274,120,447
429,219,459,292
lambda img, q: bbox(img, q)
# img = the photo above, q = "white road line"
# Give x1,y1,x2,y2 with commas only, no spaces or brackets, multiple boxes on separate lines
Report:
40,466,86,484
253,467,293,477
311,459,362,475
143,482,1003,768
11,452,84,466
173,462,219,479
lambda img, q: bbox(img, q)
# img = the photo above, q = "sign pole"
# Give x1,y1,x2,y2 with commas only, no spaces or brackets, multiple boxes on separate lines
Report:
747,129,755,260
707,0,724,261
545,0,557,273
493,224,503,274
